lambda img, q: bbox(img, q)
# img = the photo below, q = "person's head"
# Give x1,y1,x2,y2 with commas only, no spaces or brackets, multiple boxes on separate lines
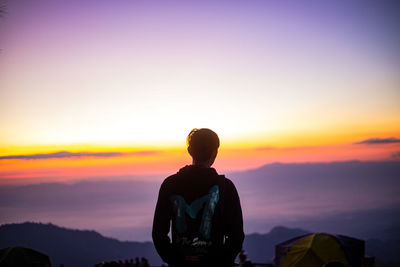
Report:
187,128,220,167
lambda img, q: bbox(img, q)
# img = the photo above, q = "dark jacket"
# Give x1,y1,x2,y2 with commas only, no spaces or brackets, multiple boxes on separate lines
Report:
152,165,244,267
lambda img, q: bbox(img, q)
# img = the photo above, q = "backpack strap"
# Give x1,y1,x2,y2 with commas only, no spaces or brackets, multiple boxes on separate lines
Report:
217,175,228,242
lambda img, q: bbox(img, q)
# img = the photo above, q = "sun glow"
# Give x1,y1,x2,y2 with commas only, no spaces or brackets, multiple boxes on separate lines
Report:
1,1,400,185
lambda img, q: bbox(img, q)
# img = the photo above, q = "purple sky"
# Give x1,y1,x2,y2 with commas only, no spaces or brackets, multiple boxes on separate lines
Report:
1,0,399,146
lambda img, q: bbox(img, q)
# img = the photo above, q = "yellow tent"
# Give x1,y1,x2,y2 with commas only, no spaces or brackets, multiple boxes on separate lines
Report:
275,233,365,267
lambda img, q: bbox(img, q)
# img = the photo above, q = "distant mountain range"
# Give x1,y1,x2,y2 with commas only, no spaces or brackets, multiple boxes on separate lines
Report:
244,226,310,263
228,161,400,240
0,222,157,267
1,161,399,242
243,226,400,267
1,222,399,267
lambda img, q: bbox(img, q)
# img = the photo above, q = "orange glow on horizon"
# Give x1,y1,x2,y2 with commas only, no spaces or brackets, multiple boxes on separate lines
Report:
1,134,399,185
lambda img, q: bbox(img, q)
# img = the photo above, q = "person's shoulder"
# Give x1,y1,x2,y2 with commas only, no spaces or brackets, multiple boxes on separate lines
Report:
161,173,178,187
160,166,188,186
219,175,239,192
218,174,233,185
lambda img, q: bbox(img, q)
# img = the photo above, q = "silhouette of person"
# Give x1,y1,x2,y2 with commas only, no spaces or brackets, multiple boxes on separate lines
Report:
238,250,254,267
238,250,247,266
140,257,150,267
152,128,244,267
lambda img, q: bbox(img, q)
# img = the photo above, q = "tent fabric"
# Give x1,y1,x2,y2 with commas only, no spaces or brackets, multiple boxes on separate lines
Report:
274,233,365,267
0,246,52,267
333,234,365,267
281,233,348,267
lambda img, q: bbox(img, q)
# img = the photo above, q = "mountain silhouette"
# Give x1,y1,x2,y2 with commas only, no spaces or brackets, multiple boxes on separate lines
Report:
0,222,159,267
2,161,399,243
1,222,399,266
243,226,310,263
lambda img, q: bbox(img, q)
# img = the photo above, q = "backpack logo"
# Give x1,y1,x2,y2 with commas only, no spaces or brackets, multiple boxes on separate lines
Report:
171,185,219,239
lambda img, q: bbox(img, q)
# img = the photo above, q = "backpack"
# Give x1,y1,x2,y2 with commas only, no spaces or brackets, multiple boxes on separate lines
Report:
170,175,227,265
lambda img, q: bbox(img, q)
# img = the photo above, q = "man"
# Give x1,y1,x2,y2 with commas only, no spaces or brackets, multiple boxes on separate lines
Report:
152,128,244,267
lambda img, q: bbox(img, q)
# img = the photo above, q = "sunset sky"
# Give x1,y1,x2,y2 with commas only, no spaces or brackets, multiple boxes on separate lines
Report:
1,0,399,184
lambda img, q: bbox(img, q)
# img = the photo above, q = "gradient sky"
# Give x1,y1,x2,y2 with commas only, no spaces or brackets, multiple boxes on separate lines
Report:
1,1,400,245
0,0,400,183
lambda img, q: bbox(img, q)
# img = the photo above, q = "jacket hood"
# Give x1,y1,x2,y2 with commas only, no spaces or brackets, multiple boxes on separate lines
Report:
178,165,219,176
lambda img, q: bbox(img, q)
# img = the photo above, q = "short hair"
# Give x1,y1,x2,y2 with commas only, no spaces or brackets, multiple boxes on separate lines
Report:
187,128,220,162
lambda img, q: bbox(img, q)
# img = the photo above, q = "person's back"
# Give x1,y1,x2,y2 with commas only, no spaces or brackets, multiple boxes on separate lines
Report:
152,128,244,267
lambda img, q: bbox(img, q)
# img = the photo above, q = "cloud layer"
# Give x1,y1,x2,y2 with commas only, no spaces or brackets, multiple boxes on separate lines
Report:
355,137,400,145
0,150,159,160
